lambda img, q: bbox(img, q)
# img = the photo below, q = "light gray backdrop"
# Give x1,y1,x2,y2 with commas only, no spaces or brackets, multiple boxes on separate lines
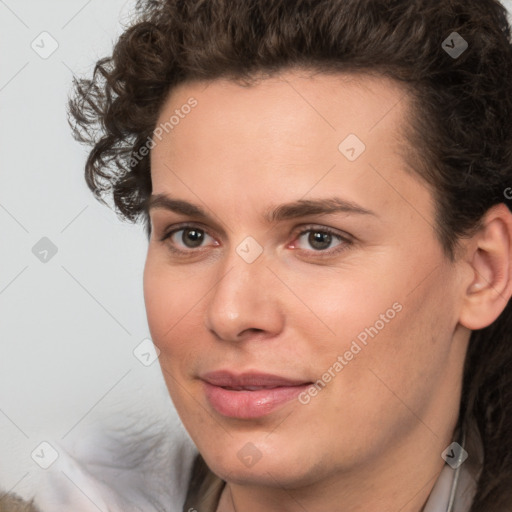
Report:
0,0,195,504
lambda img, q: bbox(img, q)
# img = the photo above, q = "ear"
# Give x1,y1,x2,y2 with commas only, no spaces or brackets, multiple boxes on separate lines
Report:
459,203,512,330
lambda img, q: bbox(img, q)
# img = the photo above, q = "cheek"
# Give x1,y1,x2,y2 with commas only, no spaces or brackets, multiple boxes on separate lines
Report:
143,252,200,347
300,267,400,350
307,256,456,395
143,255,205,408
345,272,457,416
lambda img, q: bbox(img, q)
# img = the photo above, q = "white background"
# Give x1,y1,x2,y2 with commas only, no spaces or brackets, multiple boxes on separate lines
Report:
0,0,195,505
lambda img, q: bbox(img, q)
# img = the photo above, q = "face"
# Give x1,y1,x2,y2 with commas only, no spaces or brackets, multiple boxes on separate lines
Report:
143,69,470,488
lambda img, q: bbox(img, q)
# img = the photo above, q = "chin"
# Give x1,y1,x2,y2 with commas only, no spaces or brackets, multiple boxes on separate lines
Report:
203,443,322,488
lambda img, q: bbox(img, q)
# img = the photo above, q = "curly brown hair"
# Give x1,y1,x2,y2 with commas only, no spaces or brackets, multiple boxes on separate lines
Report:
0,492,39,512
68,0,512,510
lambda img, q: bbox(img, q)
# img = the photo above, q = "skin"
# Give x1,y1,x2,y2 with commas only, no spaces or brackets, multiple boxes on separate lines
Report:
143,68,512,512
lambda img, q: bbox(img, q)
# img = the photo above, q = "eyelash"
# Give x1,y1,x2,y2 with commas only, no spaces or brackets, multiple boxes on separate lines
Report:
159,223,353,259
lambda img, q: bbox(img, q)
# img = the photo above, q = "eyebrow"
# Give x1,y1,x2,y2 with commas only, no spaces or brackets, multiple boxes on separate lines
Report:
147,194,377,223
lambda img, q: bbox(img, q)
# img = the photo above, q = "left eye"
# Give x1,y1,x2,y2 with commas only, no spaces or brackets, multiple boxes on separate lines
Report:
293,228,346,252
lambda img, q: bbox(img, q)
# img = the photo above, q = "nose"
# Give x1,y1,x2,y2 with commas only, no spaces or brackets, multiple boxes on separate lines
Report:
203,247,285,343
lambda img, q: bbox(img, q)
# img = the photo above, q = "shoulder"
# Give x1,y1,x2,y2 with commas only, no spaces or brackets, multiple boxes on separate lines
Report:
31,428,196,512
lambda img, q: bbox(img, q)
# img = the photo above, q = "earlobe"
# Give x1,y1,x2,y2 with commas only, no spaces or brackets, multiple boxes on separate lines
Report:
459,204,512,331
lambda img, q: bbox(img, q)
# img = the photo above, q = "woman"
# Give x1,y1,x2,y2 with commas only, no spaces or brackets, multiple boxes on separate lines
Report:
66,0,512,510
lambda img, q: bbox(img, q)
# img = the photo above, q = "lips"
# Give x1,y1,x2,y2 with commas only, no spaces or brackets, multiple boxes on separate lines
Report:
200,370,312,419
201,370,309,388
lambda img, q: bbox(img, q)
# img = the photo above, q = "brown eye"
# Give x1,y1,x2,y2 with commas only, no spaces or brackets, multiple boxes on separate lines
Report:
307,231,335,251
160,224,217,253
179,228,206,248
295,228,345,252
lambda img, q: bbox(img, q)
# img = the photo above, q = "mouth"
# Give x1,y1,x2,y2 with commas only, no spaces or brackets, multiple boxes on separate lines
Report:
200,370,313,419
220,385,289,391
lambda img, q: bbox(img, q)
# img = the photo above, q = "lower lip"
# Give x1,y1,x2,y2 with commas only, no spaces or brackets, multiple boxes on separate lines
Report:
202,381,311,419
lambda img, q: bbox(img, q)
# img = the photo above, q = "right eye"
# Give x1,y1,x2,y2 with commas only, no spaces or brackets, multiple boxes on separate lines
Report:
160,224,219,254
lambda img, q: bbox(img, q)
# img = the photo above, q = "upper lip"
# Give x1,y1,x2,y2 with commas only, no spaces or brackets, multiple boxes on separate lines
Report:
200,370,311,388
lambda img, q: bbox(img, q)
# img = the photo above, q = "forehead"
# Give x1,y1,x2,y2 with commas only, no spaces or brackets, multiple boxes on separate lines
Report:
151,68,413,174
149,69,432,233
157,69,409,141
